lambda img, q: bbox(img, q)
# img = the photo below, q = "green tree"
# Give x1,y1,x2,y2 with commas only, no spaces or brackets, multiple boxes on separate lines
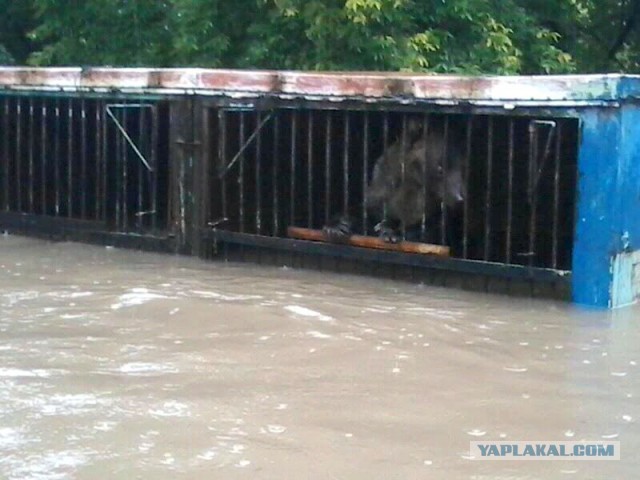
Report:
18,0,640,74
0,0,38,64
169,0,265,67
29,0,173,66
0,44,14,65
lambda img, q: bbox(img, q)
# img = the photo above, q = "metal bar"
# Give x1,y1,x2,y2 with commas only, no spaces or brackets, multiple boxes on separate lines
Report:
290,110,297,227
343,111,350,217
137,103,144,230
0,211,104,233
114,104,122,228
255,111,262,234
206,229,572,284
106,103,157,226
2,97,8,211
484,117,494,261
505,118,514,264
218,111,272,178
218,110,227,221
532,120,557,193
28,98,34,213
272,112,280,236
528,121,538,266
462,115,471,258
200,104,212,247
151,104,159,231
552,122,562,269
400,114,408,241
121,102,128,231
324,112,332,227
362,112,369,235
54,99,60,216
420,114,429,240
0,212,172,252
15,98,22,212
102,103,152,109
101,100,108,223
307,111,313,229
67,98,73,218
81,98,87,219
105,105,153,172
440,116,449,245
239,112,245,233
40,99,47,215
382,112,389,223
95,99,102,221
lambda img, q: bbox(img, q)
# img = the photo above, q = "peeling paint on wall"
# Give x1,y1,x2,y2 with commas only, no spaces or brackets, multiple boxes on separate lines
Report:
611,250,640,308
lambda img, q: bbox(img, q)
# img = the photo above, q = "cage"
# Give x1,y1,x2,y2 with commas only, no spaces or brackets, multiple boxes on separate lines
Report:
1,68,638,308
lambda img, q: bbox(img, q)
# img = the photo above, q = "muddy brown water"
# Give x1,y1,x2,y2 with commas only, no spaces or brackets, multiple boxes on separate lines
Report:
0,234,638,479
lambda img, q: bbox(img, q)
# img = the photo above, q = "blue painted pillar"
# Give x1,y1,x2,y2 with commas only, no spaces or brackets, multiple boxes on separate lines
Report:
573,103,640,308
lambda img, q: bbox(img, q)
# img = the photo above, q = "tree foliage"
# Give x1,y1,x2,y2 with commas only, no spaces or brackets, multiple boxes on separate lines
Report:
0,0,639,74
0,0,38,65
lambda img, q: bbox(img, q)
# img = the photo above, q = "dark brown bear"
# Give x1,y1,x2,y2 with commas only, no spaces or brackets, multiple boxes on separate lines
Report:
323,119,465,244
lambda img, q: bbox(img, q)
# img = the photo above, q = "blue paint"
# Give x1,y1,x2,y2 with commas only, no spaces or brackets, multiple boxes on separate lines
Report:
613,76,640,101
573,101,640,308
572,110,621,307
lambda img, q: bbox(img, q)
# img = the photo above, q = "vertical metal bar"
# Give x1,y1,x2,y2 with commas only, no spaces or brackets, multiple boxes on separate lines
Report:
95,100,102,221
462,115,471,258
101,101,108,223
324,112,332,226
114,105,122,228
255,111,262,234
81,99,87,219
440,116,449,245
200,106,212,247
15,98,22,212
67,98,73,218
421,113,430,241
28,98,34,213
382,112,389,223
40,99,47,215
552,122,562,269
362,112,369,234
307,111,313,228
400,114,408,241
218,110,227,222
121,102,128,231
483,117,494,261
2,97,8,211
137,104,144,231
528,121,538,267
343,111,350,217
54,99,61,216
505,118,514,264
272,112,280,236
151,105,159,231
290,110,297,226
238,112,245,233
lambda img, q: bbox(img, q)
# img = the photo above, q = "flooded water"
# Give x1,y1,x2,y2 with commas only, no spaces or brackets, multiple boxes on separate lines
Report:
1,234,639,479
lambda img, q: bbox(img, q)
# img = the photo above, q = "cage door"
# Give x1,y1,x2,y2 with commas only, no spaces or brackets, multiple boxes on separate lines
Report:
104,103,161,234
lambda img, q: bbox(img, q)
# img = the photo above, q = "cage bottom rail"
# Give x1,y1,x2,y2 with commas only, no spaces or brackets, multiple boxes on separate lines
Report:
203,229,571,284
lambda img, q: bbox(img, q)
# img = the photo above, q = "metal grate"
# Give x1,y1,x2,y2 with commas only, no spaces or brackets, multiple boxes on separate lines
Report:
207,107,578,272
0,95,171,234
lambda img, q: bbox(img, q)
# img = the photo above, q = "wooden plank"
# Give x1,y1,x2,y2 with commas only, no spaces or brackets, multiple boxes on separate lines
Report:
287,226,450,257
